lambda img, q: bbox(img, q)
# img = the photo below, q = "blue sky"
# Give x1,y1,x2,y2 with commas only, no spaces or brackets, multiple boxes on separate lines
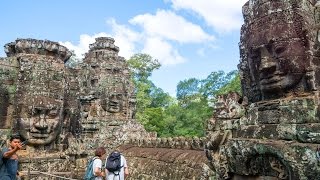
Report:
0,0,247,96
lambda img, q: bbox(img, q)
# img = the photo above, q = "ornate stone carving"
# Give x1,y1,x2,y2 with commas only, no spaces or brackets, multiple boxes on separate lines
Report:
0,37,153,178
214,92,244,119
3,39,69,146
101,90,124,113
206,1,320,179
17,97,64,146
239,0,318,102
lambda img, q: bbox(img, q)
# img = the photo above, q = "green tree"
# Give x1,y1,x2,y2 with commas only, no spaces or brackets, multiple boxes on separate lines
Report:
143,107,164,132
176,78,201,105
200,70,240,98
127,54,241,138
216,72,241,96
169,70,240,137
127,53,162,126
175,77,211,137
127,53,161,81
171,98,211,137
149,86,173,108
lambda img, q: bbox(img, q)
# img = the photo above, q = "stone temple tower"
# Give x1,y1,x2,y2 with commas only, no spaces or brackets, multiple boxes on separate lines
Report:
0,37,151,178
76,37,147,153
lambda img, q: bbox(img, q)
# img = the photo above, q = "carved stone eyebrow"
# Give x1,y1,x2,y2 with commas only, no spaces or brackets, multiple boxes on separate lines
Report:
31,105,59,111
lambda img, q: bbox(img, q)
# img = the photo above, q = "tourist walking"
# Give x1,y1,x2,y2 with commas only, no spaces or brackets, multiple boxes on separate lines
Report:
105,151,129,180
92,147,107,180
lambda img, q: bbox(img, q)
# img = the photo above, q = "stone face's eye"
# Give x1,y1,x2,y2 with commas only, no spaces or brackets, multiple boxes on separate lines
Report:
28,108,39,116
249,48,260,60
250,53,259,59
27,109,34,116
249,50,261,70
48,110,58,117
116,94,122,99
274,46,285,55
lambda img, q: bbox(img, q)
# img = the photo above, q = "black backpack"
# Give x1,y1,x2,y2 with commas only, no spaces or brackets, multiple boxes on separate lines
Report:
105,151,122,174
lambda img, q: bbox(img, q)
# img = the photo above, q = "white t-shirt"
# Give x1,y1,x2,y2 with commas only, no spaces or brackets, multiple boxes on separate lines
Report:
106,155,127,180
92,158,103,180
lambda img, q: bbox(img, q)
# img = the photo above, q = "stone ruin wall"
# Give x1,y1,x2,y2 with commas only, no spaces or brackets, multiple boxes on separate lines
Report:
0,38,213,179
205,0,320,179
0,37,152,178
124,137,215,179
119,145,212,180
0,56,18,147
114,137,214,179
4,1,320,179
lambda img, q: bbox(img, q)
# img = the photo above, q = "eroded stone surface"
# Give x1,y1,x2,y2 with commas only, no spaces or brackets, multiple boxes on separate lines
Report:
206,0,320,179
0,37,213,179
118,144,214,180
0,37,152,179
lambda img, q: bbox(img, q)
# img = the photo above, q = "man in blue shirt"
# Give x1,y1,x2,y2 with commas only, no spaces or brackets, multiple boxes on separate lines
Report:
0,135,23,180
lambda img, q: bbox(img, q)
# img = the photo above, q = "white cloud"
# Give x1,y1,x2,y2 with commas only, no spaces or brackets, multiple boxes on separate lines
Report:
130,9,214,43
60,32,109,59
127,9,215,65
196,48,206,57
107,18,141,59
60,19,140,60
142,37,185,66
169,0,247,33
60,16,189,66
61,5,228,66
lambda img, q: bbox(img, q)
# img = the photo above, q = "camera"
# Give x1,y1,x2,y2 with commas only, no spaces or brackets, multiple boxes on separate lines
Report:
21,140,28,146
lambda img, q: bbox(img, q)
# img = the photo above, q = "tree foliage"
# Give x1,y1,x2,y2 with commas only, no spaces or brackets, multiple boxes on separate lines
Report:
200,70,239,98
127,53,162,127
127,53,161,81
176,78,201,105
216,72,241,96
127,53,241,138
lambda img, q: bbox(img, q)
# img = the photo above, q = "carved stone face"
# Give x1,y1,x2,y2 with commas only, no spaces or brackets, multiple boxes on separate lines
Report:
247,18,308,95
102,93,123,113
17,98,63,145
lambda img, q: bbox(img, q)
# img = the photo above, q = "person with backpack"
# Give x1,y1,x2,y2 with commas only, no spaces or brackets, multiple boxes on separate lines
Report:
0,134,24,180
316,147,320,165
84,147,106,180
105,151,129,180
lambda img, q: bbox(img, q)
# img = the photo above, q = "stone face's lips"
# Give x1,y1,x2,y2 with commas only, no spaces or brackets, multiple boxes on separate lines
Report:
30,133,50,138
259,70,286,86
109,102,119,107
260,75,282,85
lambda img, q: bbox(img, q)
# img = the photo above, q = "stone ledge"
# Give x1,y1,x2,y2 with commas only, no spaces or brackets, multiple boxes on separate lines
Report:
4,38,71,62
127,136,205,150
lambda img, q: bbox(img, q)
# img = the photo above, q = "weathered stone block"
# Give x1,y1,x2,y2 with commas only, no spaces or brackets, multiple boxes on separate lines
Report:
279,98,318,124
257,109,280,124
296,123,320,143
119,145,214,179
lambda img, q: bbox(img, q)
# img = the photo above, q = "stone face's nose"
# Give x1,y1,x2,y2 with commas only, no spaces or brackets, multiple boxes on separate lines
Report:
34,110,48,130
259,47,276,73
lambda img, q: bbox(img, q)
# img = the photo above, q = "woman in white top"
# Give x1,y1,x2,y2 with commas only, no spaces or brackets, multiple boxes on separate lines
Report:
92,147,107,180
